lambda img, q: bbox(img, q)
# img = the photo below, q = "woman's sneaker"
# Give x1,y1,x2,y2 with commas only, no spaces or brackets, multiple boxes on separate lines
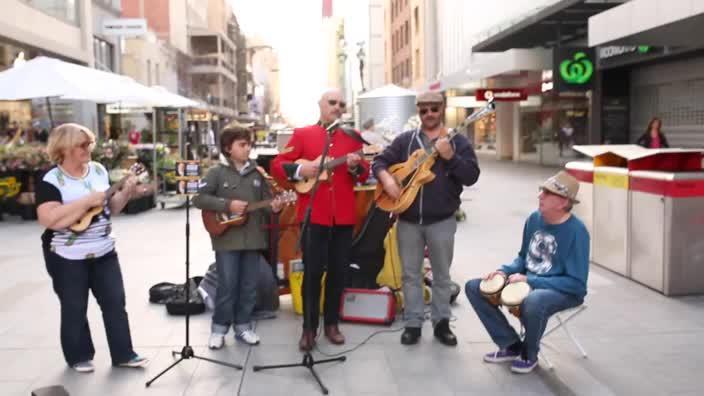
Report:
208,333,225,349
72,361,95,373
118,355,150,368
483,348,521,363
511,357,538,373
236,329,260,345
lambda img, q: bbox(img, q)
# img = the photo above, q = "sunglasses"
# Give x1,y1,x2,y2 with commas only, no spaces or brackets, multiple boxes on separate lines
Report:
328,99,347,108
419,106,440,115
76,140,93,150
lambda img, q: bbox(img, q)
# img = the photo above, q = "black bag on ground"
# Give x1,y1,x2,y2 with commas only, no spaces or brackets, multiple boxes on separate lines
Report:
347,204,395,289
149,282,179,304
165,277,206,315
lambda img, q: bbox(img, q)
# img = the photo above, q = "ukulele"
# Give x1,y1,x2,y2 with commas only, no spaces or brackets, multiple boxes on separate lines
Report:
293,145,382,194
374,100,495,214
70,163,146,233
201,190,297,237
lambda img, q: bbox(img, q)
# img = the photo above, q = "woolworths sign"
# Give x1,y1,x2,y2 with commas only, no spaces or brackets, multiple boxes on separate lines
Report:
599,46,651,59
553,47,595,92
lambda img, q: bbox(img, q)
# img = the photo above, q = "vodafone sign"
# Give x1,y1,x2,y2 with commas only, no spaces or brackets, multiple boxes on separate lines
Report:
475,89,526,102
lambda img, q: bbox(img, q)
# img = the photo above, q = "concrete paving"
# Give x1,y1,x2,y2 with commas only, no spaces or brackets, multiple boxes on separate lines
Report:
1,154,703,395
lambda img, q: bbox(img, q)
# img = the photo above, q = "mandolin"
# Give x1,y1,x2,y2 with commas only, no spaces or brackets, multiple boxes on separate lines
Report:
293,148,367,194
70,163,146,233
201,190,297,236
374,100,495,214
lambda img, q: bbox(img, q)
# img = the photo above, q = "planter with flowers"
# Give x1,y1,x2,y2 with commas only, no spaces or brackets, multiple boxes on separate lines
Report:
0,144,53,220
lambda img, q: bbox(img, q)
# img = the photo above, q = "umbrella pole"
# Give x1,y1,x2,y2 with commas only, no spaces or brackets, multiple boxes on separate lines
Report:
152,108,158,206
45,97,54,129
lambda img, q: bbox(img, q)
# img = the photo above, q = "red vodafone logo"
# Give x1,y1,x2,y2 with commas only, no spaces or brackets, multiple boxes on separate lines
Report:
476,89,526,102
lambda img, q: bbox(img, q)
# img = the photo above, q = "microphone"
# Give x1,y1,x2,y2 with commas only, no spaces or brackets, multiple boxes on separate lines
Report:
325,119,340,134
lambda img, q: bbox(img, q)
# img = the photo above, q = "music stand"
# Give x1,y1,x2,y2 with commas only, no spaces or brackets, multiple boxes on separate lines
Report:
146,163,243,388
252,121,346,395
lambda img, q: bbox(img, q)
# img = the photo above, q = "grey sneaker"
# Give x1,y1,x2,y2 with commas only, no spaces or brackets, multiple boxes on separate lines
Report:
118,355,150,368
72,360,95,373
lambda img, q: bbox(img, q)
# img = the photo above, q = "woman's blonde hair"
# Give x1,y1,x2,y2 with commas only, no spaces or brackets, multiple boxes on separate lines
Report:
46,123,96,164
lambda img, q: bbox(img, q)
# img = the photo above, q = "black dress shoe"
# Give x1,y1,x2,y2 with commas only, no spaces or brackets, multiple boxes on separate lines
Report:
401,327,421,345
434,319,457,346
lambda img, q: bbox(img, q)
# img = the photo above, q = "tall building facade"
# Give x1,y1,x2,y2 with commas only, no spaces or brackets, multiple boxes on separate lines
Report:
386,0,412,87
0,0,122,132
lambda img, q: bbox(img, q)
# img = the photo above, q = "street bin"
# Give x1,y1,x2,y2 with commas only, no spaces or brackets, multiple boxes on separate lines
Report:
630,168,704,295
565,161,594,248
573,145,648,277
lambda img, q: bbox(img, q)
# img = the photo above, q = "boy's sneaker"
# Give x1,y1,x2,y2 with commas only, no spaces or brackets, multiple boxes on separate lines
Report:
236,329,260,345
118,355,150,368
511,357,538,373
483,348,521,363
208,333,225,349
72,361,95,373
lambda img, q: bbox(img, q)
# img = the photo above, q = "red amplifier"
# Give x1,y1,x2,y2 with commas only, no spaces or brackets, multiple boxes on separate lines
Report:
339,288,396,325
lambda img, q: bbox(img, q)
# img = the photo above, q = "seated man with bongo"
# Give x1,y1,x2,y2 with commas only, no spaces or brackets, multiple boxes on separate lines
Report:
465,171,589,373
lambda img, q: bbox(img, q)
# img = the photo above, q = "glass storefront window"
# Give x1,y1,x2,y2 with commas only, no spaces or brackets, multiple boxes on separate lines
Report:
473,112,496,152
93,36,115,72
24,0,79,26
535,94,590,166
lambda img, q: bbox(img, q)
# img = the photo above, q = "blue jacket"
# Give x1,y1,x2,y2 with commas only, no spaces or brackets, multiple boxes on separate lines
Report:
371,128,480,224
500,211,590,299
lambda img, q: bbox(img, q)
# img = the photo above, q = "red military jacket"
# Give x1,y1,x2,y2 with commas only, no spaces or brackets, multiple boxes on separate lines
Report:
271,123,369,226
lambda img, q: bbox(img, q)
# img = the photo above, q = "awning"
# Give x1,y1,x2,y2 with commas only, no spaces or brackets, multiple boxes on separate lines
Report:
472,0,624,53
589,0,704,47
0,56,198,108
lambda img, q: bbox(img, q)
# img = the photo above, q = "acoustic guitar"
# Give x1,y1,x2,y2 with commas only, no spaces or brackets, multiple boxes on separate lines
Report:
374,100,495,214
70,163,146,233
201,190,297,237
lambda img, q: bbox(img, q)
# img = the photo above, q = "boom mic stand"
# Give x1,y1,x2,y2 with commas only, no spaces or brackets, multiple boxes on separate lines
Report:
252,120,346,395
146,193,243,388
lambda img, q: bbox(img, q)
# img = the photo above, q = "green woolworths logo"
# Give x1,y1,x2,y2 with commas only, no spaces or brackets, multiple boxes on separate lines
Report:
560,52,594,84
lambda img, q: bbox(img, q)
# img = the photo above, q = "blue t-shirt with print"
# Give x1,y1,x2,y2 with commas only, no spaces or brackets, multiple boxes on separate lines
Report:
500,211,590,299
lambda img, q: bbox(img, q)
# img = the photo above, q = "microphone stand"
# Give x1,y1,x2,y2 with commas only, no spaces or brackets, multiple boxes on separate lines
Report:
146,194,243,388
252,120,346,395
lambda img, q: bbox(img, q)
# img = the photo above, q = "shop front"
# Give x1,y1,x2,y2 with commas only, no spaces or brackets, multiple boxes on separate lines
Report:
596,46,704,149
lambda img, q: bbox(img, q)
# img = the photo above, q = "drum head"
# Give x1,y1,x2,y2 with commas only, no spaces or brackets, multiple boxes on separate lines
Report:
480,274,505,294
501,282,531,306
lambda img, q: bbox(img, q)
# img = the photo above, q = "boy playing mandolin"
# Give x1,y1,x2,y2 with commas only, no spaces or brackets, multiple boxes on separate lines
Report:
193,124,284,348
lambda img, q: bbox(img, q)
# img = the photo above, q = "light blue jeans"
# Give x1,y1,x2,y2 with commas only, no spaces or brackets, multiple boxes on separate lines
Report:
212,250,260,335
465,278,582,360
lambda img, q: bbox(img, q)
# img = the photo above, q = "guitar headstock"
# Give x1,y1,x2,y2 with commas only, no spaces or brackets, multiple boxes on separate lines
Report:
275,190,298,206
128,162,147,177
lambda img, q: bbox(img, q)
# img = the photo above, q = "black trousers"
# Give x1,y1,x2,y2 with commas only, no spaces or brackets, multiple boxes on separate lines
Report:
43,249,136,366
301,224,352,330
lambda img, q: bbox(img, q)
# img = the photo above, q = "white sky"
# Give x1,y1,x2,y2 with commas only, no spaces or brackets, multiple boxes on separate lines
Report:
229,0,334,126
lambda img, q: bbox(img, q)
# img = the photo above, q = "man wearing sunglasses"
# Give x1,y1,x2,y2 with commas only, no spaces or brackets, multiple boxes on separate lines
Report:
465,171,589,373
271,89,369,351
372,91,480,347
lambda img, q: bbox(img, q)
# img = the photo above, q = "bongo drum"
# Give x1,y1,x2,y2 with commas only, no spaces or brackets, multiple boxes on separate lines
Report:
500,281,531,317
479,273,506,306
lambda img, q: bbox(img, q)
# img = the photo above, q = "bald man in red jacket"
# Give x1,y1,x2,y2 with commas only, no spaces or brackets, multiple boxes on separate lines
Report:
271,89,369,351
